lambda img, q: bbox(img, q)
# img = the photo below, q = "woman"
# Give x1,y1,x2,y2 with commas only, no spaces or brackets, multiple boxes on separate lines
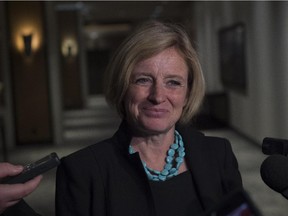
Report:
56,21,242,216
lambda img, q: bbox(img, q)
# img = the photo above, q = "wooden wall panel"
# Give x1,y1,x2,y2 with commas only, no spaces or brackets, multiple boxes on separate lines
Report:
58,11,83,110
7,2,52,145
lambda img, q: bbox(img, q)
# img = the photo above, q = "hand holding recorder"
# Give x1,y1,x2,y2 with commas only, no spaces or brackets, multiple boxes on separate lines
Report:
0,163,42,214
0,152,60,214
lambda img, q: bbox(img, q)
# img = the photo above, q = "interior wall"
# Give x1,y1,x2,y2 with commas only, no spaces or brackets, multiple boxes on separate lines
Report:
192,1,288,143
58,10,83,110
86,49,110,95
0,1,15,151
7,2,52,145
0,1,5,159
45,2,63,146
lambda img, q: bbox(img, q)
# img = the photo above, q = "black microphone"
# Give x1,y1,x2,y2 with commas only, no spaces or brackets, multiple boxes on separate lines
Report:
262,137,288,156
260,154,288,199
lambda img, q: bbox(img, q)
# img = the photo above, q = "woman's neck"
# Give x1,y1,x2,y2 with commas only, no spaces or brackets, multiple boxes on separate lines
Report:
130,129,175,171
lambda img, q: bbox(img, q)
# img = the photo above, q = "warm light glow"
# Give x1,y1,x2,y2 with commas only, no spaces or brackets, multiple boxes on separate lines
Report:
61,38,78,57
14,25,41,55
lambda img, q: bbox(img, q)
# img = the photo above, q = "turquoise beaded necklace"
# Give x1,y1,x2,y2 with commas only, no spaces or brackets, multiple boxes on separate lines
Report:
129,130,185,181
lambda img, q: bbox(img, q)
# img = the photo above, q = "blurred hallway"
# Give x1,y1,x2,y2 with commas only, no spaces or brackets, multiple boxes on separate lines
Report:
1,2,288,215
6,97,288,216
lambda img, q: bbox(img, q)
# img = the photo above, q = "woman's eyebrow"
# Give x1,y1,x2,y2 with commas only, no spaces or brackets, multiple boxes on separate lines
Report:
165,74,187,80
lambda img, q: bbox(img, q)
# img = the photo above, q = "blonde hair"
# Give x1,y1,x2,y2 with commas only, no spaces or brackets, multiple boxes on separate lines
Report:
105,21,205,125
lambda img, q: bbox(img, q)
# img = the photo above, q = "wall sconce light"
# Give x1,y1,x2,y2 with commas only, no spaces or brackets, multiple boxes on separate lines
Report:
22,33,33,56
62,38,78,58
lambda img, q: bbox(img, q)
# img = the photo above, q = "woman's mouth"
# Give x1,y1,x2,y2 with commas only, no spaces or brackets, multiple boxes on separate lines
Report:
142,107,169,118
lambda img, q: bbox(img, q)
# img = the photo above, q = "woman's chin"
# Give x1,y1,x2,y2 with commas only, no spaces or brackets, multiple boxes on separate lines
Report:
138,120,174,135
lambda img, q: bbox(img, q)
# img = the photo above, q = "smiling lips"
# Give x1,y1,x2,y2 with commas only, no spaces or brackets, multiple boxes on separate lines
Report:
142,107,169,118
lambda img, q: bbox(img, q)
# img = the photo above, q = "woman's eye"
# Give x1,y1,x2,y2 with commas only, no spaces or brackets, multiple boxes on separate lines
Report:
166,80,182,87
135,77,152,85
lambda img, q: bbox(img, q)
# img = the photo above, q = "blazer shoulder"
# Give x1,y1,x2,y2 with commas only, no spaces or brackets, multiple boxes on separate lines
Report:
203,134,231,145
202,134,233,154
61,137,115,164
180,125,234,158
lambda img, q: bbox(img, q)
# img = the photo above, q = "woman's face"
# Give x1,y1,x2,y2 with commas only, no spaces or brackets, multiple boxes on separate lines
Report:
124,47,189,134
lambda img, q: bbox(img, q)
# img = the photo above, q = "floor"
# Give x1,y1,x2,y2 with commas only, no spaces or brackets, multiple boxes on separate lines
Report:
4,97,288,216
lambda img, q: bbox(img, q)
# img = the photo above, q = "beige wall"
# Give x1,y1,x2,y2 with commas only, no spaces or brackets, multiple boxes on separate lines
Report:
192,1,288,143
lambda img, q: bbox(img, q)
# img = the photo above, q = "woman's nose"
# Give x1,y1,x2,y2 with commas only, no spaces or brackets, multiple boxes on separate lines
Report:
148,83,166,104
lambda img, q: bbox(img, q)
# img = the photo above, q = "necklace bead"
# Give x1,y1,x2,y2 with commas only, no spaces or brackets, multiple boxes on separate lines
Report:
171,143,179,149
166,156,173,163
129,130,185,181
168,149,175,156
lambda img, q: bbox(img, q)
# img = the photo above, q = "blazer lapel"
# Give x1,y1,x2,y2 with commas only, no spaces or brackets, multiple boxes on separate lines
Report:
178,126,223,210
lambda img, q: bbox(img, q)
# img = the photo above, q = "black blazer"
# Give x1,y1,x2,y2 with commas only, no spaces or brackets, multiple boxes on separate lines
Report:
56,121,242,216
1,199,41,216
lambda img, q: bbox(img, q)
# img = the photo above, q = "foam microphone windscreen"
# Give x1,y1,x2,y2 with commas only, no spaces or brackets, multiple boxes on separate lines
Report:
260,154,288,198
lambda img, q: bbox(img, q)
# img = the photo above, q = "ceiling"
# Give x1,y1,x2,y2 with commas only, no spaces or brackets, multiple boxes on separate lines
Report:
55,1,193,49
55,1,192,23
80,1,192,24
